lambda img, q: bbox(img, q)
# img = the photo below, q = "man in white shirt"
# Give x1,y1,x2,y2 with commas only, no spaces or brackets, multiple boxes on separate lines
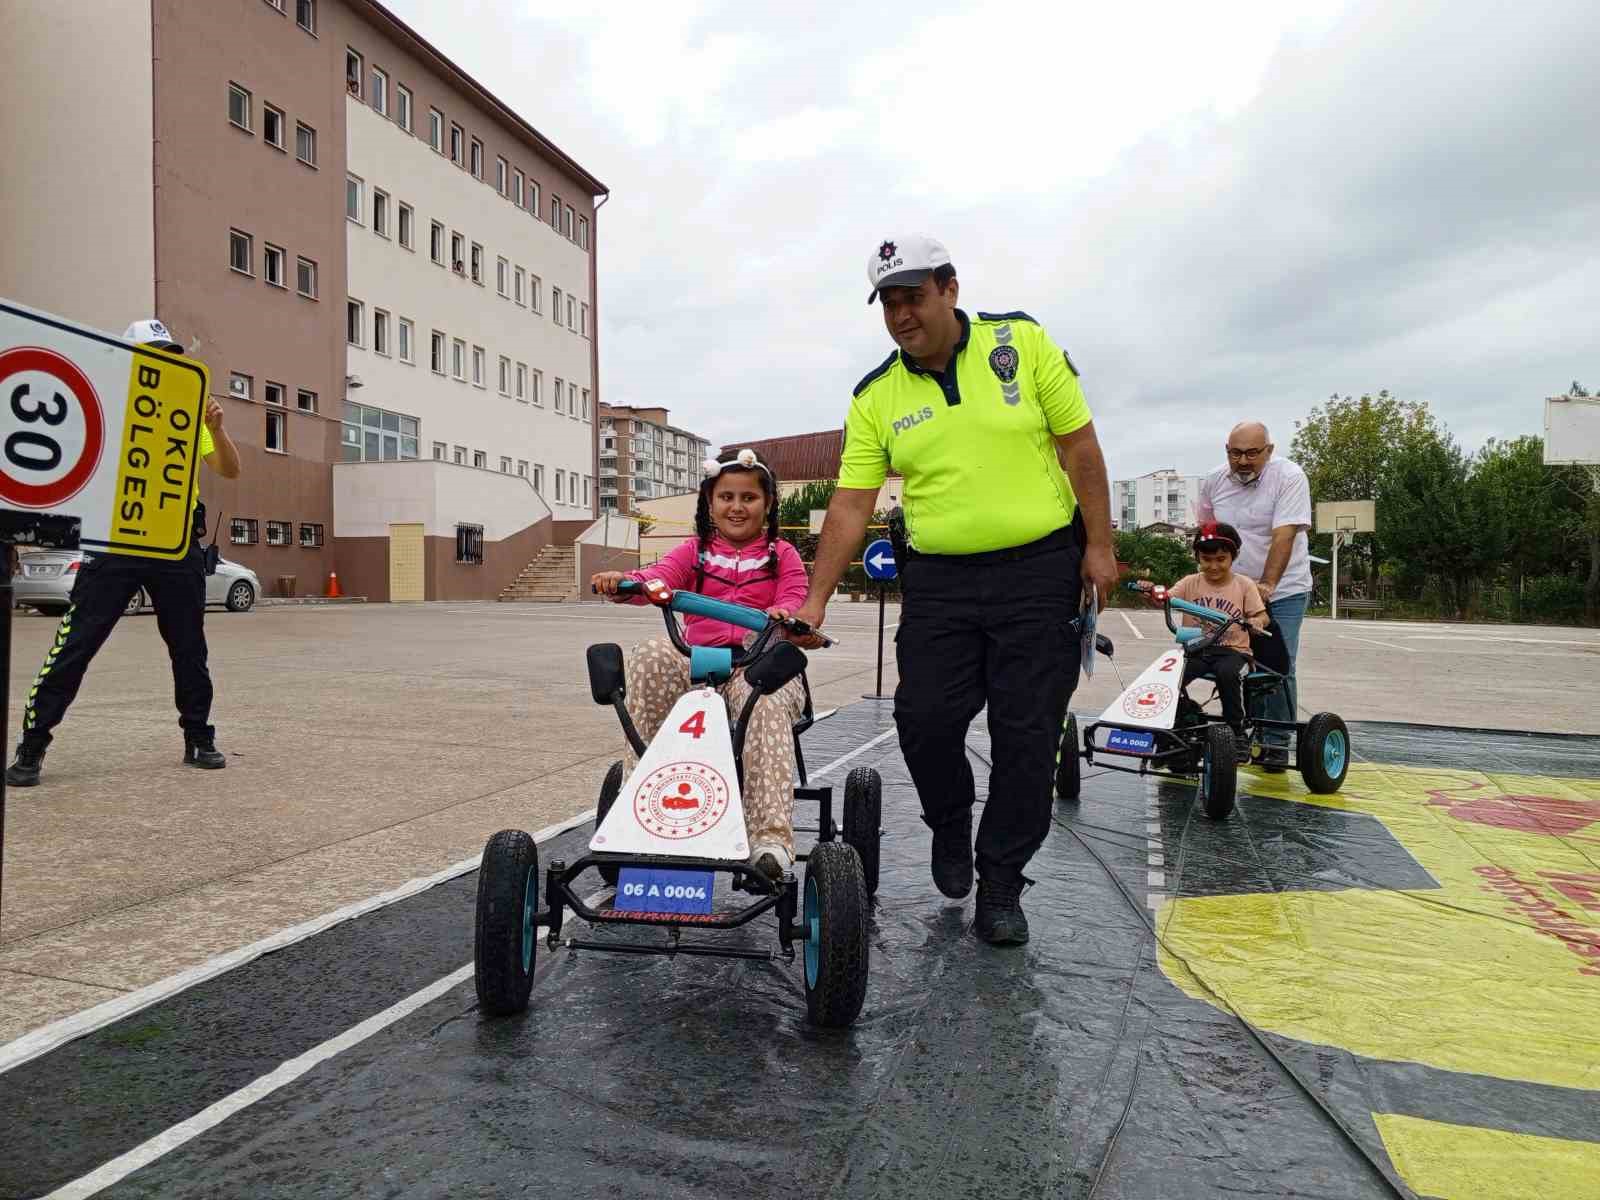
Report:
1195,421,1312,770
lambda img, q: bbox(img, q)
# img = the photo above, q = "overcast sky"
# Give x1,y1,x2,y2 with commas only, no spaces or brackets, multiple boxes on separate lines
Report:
392,0,1600,481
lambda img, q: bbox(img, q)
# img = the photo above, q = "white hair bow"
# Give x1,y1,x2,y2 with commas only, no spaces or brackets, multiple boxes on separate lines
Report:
703,448,764,478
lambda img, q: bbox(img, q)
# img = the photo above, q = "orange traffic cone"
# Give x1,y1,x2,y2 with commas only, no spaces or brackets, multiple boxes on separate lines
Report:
324,571,342,598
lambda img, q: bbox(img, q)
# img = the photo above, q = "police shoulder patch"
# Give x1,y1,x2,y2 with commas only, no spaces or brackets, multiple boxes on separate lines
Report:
976,310,1038,325
852,350,900,398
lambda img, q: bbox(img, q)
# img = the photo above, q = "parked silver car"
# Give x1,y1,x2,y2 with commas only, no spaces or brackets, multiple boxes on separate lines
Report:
11,551,261,616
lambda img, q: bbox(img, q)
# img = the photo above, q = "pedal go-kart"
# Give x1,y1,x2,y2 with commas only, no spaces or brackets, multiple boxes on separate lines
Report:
1055,591,1351,818
473,578,881,1028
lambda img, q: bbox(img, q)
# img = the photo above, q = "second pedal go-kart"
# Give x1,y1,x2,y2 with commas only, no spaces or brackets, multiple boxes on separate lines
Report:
1055,592,1351,818
473,578,881,1028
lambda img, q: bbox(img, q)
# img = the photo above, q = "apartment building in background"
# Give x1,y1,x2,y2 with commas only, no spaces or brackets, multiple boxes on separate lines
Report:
0,0,605,601
1114,468,1204,532
597,404,711,512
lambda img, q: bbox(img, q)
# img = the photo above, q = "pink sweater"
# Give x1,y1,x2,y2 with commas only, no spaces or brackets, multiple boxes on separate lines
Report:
625,534,810,647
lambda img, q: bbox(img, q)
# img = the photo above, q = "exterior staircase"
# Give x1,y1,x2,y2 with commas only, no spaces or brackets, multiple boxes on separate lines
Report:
498,543,577,603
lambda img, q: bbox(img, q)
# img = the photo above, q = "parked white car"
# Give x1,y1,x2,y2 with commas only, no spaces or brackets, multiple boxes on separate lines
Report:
12,551,261,616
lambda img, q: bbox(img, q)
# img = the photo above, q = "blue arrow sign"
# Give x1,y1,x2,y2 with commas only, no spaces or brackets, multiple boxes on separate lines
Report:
863,538,897,581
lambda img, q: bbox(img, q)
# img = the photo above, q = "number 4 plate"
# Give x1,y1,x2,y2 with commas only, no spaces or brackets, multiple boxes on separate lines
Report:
615,867,715,915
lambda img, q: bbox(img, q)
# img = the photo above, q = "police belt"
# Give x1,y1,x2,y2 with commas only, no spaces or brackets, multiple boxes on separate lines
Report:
903,522,1077,567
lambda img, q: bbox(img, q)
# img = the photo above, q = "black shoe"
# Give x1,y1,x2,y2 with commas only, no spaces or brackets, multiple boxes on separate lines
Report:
6,745,45,787
930,810,974,899
1260,746,1288,773
974,877,1030,946
184,737,226,769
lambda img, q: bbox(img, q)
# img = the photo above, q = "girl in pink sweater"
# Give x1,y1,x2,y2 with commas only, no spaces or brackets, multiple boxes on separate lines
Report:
591,449,812,880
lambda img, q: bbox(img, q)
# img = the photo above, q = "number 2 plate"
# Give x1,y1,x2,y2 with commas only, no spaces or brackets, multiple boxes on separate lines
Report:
1106,728,1157,755
615,868,715,915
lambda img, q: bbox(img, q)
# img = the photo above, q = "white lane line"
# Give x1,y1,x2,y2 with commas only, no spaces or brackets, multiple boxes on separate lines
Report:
42,963,479,1200
1146,892,1166,910
808,726,899,780
0,810,595,1077
1118,611,1146,640
1338,635,1417,654
1147,871,1166,890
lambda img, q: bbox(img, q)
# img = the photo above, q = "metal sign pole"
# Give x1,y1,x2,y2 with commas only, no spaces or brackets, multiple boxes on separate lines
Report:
875,583,885,698
1332,532,1341,620
0,562,10,935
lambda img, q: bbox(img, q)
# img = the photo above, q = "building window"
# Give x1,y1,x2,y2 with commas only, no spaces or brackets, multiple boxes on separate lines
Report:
514,267,525,306
397,318,413,364
555,469,565,500
264,381,285,407
296,256,317,298
346,299,363,346
373,189,389,236
513,170,524,206
370,66,387,115
346,174,363,223
373,308,389,355
297,388,317,412
266,409,286,453
449,123,463,165
471,345,485,387
396,84,412,132
517,460,528,478
230,518,259,545
228,83,251,131
578,216,589,249
263,104,284,149
453,445,466,465
430,330,445,374
451,338,465,381
529,181,541,218
265,0,284,12
430,221,444,265
552,287,563,326
299,523,325,548
451,232,465,273
531,370,542,406
345,49,362,98
533,464,544,493
429,108,443,152
343,402,418,462
551,193,560,226
432,442,446,460
530,275,541,312
500,456,512,474
568,381,578,417
470,138,483,179
398,202,413,249
581,388,590,421
230,372,253,400
229,229,253,275
495,156,507,194
554,376,564,413
470,242,483,284
566,294,575,330
295,0,315,34
267,520,293,547
263,243,285,287
497,257,508,296
456,524,484,565
564,204,574,239
473,450,487,469
584,476,591,506
515,362,527,402
498,356,510,395
295,122,317,166
580,303,589,337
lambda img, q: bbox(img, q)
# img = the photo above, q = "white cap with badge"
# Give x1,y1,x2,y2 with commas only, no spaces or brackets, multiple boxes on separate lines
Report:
124,318,183,353
866,234,952,304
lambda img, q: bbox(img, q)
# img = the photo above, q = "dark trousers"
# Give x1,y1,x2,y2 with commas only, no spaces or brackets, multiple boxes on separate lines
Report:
1180,647,1249,729
892,524,1084,886
21,549,214,750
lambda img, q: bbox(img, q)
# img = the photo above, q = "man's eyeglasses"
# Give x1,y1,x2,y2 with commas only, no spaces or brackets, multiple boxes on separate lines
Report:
1226,445,1268,460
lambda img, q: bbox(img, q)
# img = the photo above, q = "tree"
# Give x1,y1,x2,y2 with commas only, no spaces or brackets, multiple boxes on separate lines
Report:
1114,528,1194,588
1471,437,1571,618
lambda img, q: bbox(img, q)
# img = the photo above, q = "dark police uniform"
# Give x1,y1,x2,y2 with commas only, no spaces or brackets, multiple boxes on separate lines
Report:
840,309,1090,885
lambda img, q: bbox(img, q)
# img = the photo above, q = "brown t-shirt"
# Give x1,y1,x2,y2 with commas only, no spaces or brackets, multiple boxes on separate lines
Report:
1170,572,1267,653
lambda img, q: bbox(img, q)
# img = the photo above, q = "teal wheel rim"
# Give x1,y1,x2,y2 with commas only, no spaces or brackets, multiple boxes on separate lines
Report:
1324,729,1347,779
803,875,820,988
521,866,536,973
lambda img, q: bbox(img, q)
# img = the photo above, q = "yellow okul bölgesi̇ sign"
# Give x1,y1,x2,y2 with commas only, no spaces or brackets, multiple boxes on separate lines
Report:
111,348,206,559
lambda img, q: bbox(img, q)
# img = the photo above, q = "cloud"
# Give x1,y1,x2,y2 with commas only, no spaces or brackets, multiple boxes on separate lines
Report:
392,0,1600,482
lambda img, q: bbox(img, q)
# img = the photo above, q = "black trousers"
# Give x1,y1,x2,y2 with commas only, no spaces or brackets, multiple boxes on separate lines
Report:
21,548,214,750
892,523,1084,885
1180,647,1249,729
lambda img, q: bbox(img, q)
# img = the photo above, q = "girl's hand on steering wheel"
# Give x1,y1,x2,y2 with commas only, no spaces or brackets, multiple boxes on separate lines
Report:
591,571,632,601
768,607,824,650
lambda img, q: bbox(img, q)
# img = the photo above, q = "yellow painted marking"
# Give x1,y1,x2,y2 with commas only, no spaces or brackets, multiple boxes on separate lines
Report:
1373,1113,1600,1199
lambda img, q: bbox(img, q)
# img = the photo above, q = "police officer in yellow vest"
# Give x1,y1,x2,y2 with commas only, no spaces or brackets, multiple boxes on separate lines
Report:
794,236,1117,945
6,319,243,786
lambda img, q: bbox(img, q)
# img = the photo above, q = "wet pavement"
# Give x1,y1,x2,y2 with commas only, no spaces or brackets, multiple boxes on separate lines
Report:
3,704,1598,1199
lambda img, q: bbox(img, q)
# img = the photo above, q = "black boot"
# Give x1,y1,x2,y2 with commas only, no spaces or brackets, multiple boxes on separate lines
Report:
6,744,46,787
974,877,1030,946
184,735,226,769
930,809,974,899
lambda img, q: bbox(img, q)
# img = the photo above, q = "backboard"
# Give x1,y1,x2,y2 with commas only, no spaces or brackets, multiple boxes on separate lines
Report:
1315,500,1375,536
1544,396,1600,466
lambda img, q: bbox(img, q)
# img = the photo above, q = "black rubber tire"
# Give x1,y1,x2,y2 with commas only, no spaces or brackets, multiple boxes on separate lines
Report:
1055,714,1081,801
1198,725,1237,819
802,841,870,1028
225,580,255,612
473,829,539,1016
595,760,625,886
842,767,882,896
1299,712,1351,794
124,589,146,616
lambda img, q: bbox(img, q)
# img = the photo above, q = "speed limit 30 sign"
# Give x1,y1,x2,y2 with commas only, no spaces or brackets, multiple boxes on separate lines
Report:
0,300,207,560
